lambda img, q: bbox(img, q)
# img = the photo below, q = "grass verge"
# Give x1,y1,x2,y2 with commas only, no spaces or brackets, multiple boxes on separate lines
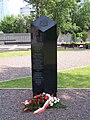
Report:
0,49,89,58
0,66,90,88
0,77,32,88
0,50,31,58
58,66,90,88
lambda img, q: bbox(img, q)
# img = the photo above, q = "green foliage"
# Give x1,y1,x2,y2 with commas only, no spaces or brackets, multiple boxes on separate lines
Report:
0,15,32,33
76,32,82,37
24,0,49,18
81,31,88,42
76,1,90,31
24,0,79,34
51,101,67,109
71,33,77,41
0,15,16,33
0,0,90,33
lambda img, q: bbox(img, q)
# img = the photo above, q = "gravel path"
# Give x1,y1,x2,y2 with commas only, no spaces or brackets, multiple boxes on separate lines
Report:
0,89,90,120
0,50,90,82
0,56,31,82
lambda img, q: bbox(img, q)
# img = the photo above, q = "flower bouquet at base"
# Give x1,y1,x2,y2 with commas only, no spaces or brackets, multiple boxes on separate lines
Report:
22,92,67,114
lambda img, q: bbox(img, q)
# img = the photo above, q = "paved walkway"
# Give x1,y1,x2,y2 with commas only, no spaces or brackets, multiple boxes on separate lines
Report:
0,50,90,82
0,44,31,52
0,89,90,120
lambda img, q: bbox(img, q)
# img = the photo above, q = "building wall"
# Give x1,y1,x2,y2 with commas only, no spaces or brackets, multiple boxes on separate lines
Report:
0,33,31,44
20,6,30,15
0,0,9,21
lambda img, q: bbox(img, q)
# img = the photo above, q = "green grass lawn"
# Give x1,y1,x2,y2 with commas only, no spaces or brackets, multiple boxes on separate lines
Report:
0,77,32,88
57,49,85,52
58,66,90,88
0,49,89,58
0,66,90,88
0,50,31,58
0,50,71,58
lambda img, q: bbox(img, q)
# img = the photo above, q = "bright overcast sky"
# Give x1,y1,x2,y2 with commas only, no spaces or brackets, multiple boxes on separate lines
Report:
8,0,27,15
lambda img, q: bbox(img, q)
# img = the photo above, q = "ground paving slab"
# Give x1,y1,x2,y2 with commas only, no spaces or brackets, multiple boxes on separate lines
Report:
0,89,90,120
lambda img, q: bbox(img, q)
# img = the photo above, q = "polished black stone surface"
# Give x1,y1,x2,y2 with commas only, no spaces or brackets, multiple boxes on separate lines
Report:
32,15,57,32
31,16,57,96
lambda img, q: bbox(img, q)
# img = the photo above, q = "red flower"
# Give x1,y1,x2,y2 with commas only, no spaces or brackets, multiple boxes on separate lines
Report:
22,92,61,114
34,94,42,99
29,100,33,104
29,108,32,111
40,98,43,103
35,100,39,106
44,96,48,100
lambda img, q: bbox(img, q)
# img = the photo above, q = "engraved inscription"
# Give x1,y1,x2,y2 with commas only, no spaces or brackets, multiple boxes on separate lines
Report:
32,38,44,85
33,72,44,85
39,19,48,27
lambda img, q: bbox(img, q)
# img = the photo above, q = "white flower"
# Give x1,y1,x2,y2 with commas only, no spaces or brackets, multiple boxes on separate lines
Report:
24,100,29,105
50,102,53,106
42,92,46,95
54,101,58,104
49,101,52,104
51,98,54,102
53,97,57,101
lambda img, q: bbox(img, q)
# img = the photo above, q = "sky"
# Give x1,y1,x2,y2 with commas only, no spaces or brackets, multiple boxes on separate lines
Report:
8,0,27,15
8,0,85,15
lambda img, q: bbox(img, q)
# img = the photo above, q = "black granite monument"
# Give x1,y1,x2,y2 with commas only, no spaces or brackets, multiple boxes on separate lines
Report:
31,15,57,96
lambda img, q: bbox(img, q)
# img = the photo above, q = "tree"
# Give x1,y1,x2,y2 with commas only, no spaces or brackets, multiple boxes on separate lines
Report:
0,15,16,33
0,15,32,33
24,0,79,34
50,0,79,34
24,0,49,18
75,0,90,31
14,15,29,33
81,31,88,42
71,32,77,42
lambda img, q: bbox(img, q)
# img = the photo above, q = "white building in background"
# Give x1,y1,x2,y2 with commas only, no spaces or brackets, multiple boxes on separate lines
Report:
20,6,30,15
0,0,9,21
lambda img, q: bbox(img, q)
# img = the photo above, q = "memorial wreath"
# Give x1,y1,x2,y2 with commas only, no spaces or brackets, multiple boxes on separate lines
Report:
22,92,65,114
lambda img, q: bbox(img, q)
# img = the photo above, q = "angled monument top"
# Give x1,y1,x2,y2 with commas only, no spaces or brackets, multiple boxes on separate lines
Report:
32,15,57,32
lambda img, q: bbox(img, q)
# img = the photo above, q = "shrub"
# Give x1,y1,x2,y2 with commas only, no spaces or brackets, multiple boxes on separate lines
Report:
81,31,88,42
71,33,76,42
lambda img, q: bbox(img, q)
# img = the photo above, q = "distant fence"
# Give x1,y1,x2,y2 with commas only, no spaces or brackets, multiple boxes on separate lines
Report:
0,32,90,45
0,33,31,44
57,31,90,42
